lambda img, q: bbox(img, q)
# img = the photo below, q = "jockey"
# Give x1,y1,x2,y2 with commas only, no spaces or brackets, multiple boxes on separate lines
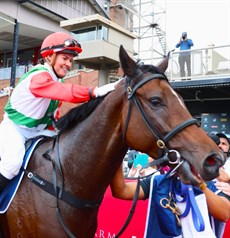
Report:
0,32,118,191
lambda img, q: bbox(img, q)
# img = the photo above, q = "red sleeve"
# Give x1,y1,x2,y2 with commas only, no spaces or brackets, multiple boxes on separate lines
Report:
29,71,95,103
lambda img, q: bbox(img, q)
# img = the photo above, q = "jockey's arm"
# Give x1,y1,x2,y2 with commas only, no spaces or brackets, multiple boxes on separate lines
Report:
110,165,145,200
201,184,230,222
30,73,93,103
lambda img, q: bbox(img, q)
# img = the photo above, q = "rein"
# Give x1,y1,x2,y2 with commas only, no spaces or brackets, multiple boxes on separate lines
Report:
115,175,141,238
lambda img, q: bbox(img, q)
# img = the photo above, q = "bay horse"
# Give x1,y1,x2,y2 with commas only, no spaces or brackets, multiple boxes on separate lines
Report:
0,45,225,238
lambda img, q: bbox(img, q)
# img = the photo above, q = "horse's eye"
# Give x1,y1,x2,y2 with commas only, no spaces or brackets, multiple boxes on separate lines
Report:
150,97,161,107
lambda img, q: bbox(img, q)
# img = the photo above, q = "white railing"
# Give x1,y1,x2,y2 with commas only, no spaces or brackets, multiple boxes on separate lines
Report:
167,44,230,81
1,45,229,82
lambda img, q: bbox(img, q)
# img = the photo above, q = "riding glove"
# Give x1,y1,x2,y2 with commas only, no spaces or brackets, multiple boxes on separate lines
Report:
93,79,122,97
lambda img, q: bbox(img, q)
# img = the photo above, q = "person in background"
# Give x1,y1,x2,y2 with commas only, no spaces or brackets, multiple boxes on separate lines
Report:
213,132,230,238
208,132,230,238
208,132,230,195
216,133,230,182
175,32,194,79
0,32,118,192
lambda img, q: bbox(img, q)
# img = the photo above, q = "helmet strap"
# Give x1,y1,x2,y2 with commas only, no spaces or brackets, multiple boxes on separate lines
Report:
52,66,60,79
51,54,60,78
50,53,57,67
46,54,61,78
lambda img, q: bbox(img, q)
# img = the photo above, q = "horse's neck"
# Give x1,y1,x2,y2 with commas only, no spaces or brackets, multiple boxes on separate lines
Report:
60,92,127,198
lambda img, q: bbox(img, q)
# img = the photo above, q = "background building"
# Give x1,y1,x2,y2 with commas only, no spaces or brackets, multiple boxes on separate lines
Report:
0,0,168,84
0,0,112,86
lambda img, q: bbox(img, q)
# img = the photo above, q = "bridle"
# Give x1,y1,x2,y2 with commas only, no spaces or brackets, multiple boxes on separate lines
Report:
123,72,199,162
115,72,199,238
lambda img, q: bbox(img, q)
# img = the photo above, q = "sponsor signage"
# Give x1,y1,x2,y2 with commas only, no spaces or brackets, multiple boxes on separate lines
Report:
201,113,230,136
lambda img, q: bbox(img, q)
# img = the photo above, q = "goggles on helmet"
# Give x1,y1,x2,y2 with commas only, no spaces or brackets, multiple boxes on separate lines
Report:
63,38,81,48
40,38,82,57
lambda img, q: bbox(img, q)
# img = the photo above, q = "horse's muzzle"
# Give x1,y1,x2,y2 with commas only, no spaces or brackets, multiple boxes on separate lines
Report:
202,152,226,180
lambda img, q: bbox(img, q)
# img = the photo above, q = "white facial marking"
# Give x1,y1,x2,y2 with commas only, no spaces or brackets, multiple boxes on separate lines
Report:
170,88,186,108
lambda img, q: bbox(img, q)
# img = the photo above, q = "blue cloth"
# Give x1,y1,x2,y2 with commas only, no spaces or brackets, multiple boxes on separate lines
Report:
142,175,229,238
172,182,205,232
0,137,43,213
144,174,181,238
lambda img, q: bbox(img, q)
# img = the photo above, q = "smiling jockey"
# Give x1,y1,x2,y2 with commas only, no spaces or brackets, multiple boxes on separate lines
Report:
0,32,117,191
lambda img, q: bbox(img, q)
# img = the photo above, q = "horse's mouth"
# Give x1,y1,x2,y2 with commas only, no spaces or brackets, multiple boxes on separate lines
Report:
177,160,203,186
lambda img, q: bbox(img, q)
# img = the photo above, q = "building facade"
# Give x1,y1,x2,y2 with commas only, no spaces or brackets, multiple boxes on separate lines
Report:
0,0,126,84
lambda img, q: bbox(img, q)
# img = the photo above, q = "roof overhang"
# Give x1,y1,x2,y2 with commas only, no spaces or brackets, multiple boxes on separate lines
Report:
18,0,67,22
170,76,230,115
61,14,136,39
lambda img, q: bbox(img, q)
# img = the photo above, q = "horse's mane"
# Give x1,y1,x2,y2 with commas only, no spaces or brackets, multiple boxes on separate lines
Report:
57,96,105,133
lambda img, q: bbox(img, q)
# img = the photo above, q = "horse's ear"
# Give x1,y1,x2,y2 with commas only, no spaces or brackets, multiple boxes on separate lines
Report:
156,51,170,73
119,45,137,76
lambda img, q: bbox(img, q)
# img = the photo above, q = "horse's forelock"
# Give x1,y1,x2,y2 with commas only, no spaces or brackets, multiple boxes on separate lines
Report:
125,70,139,87
140,64,161,74
140,64,169,82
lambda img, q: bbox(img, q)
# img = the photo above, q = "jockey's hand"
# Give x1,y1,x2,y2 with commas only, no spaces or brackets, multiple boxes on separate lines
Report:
94,79,122,97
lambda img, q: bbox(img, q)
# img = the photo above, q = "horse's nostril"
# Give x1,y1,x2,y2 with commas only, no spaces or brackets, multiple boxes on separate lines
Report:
203,155,224,180
204,157,217,166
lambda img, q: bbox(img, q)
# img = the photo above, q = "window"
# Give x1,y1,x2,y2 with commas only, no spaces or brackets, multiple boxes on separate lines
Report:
72,27,96,42
72,25,108,42
97,25,108,41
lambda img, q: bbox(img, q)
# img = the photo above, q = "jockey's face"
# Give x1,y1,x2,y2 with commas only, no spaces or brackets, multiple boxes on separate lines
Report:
53,53,74,78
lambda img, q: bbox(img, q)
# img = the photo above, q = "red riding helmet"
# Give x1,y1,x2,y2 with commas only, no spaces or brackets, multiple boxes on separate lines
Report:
40,32,82,58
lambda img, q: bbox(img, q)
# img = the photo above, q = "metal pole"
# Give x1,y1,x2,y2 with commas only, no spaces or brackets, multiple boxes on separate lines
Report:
10,19,19,88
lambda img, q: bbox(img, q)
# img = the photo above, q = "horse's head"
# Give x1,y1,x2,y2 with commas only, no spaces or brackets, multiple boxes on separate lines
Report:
118,45,225,185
